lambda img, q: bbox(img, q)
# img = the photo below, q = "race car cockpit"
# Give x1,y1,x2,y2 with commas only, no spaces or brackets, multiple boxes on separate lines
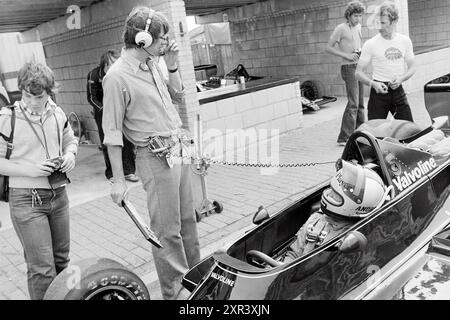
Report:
344,121,447,196
185,121,449,278
240,123,446,269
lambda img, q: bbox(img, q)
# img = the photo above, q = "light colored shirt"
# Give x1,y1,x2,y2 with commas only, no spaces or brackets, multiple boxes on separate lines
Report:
0,98,78,188
102,48,185,147
359,33,414,82
330,22,362,65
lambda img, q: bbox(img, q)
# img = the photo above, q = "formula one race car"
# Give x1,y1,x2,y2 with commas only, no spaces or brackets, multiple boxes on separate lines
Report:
42,74,450,300
181,119,450,300
42,118,450,300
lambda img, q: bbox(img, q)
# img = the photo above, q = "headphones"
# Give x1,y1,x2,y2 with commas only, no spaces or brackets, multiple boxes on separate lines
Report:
134,9,155,48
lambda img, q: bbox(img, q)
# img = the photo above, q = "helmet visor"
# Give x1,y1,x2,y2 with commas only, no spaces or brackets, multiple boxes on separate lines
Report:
337,160,366,204
322,187,343,206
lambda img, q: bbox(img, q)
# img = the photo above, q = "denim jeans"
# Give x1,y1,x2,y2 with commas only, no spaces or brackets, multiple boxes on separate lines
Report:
337,64,365,143
9,187,70,300
94,108,136,179
135,145,200,300
367,83,413,121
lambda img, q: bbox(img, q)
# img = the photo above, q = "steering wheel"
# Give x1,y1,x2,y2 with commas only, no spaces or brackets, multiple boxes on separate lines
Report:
246,250,282,268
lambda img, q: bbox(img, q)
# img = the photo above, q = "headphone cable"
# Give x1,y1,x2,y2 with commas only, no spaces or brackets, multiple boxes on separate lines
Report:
140,44,156,59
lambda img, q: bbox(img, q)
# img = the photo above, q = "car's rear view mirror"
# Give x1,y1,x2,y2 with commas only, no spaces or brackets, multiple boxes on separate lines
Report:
338,230,368,253
253,205,269,225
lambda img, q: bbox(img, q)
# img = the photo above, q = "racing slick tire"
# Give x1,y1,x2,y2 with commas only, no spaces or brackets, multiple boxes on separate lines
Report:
301,80,325,101
43,257,150,300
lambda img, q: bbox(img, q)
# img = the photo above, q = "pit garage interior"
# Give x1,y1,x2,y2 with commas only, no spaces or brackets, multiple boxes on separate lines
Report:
1,0,450,144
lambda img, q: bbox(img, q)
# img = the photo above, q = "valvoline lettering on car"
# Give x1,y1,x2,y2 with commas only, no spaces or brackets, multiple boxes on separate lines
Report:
392,158,437,191
210,271,235,287
378,139,439,193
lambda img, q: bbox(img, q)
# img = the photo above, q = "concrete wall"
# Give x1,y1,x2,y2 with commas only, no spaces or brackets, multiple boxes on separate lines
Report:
199,81,301,169
24,0,198,144
17,0,433,145
200,81,301,134
223,0,386,97
211,0,410,98
409,0,450,49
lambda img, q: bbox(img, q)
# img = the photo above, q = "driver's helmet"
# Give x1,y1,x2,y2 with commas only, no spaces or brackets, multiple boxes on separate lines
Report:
320,159,386,220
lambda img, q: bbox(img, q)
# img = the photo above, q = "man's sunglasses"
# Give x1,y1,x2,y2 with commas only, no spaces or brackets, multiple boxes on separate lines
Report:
23,89,47,99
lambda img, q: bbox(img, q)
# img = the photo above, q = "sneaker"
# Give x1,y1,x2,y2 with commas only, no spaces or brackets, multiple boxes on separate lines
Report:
124,173,139,182
108,177,114,184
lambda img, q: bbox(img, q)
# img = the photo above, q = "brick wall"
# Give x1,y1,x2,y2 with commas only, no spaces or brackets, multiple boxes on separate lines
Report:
199,81,302,165
200,81,301,133
409,0,450,49
28,0,196,144
224,0,408,97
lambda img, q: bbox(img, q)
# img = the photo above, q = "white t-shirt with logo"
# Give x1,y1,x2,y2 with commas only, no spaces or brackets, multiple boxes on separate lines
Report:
359,33,414,82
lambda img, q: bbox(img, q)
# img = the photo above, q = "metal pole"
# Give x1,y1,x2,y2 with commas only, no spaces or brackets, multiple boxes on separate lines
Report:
196,114,209,201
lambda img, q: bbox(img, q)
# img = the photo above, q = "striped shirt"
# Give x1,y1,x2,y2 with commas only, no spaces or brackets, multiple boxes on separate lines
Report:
102,48,184,147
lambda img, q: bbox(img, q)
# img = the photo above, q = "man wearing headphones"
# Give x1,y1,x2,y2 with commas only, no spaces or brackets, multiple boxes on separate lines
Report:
102,6,200,300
